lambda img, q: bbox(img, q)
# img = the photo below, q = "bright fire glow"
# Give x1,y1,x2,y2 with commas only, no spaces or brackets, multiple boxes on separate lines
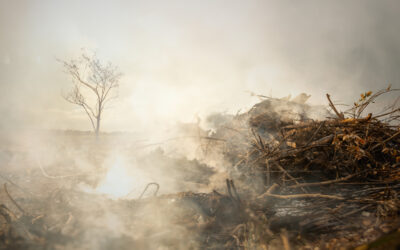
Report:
96,158,137,199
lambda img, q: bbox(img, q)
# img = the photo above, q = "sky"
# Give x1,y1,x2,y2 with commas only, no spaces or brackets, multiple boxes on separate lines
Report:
0,0,399,132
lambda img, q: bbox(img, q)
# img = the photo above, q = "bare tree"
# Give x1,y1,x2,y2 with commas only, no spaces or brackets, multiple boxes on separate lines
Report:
60,52,122,138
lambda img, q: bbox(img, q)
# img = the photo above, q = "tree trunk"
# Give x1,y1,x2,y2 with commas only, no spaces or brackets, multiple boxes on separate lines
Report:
95,117,100,139
95,102,102,139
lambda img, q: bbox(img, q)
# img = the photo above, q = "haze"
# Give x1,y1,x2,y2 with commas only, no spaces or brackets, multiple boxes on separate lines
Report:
1,0,399,132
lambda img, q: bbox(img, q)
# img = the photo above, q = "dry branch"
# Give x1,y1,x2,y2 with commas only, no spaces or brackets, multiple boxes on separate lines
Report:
4,183,25,215
326,93,344,119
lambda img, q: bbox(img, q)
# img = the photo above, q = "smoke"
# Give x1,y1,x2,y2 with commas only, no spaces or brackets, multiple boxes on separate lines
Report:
1,0,400,133
0,1,400,249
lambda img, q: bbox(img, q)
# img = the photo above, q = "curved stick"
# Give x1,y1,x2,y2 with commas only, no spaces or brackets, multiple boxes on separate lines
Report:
138,182,160,199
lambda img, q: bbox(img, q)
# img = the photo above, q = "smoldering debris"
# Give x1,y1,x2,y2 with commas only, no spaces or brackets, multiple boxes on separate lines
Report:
1,90,400,249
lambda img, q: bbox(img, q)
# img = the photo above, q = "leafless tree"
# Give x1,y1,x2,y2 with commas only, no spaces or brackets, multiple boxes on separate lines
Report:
60,52,122,138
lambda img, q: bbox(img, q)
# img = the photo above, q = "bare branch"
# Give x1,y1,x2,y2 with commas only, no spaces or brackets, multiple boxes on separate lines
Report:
81,104,96,132
60,52,122,137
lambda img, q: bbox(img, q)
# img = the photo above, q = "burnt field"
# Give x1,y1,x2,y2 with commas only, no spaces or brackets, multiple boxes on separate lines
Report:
1,91,400,250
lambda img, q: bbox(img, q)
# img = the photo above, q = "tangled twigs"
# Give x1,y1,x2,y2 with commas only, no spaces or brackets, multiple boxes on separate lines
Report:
304,121,325,146
371,129,400,150
286,172,362,189
276,164,306,192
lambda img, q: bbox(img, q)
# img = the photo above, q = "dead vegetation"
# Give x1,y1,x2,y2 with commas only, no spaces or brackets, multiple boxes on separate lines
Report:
1,89,400,249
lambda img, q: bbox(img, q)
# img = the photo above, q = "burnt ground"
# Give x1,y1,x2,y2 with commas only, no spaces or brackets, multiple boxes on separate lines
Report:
1,93,400,249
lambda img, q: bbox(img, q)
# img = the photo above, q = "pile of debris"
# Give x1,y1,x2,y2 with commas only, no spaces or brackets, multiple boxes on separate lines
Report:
208,89,400,248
